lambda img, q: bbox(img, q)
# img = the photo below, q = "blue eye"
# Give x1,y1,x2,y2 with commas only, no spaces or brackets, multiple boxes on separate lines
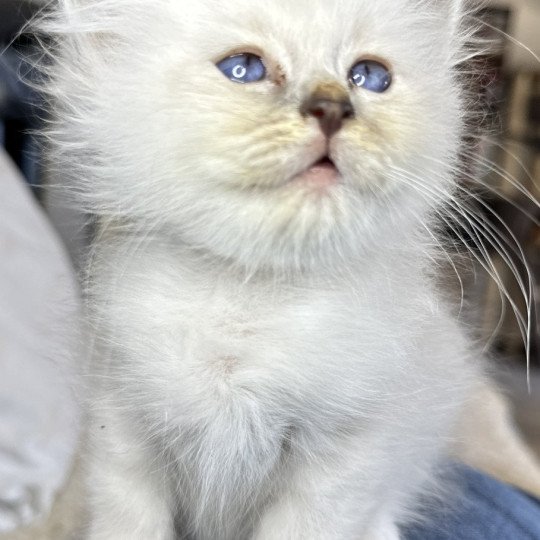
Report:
216,53,266,84
349,60,392,93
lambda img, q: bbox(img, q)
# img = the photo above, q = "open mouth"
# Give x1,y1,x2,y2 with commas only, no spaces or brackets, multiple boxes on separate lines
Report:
292,154,340,189
312,155,336,169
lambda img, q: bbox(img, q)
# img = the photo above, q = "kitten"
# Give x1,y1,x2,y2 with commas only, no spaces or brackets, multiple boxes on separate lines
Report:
44,0,484,538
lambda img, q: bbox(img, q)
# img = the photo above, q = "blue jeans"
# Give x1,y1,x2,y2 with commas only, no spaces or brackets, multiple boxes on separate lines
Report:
403,464,540,539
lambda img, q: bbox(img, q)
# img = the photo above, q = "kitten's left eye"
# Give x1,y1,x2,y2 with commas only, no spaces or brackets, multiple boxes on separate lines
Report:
216,53,266,84
349,60,392,93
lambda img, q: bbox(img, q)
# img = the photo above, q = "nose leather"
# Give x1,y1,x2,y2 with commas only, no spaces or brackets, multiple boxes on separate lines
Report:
301,92,354,138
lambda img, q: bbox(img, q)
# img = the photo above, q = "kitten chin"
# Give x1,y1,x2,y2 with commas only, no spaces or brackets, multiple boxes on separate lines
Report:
38,0,500,538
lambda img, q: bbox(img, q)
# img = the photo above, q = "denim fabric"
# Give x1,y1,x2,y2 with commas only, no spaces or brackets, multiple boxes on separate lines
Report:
403,464,540,539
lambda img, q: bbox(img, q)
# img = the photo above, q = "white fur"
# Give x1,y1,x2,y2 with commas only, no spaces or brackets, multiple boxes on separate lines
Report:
42,1,481,538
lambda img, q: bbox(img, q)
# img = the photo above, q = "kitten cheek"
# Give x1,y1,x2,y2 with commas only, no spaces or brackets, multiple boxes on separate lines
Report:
331,128,389,188
200,125,318,189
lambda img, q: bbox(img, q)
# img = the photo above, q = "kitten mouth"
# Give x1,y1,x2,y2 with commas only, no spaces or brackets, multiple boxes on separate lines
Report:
313,156,336,168
291,155,340,190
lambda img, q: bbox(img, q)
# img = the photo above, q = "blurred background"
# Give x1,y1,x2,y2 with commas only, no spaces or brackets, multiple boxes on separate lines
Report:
0,0,539,536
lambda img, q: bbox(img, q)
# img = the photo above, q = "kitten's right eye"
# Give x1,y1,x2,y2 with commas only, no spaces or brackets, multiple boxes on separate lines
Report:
216,53,266,84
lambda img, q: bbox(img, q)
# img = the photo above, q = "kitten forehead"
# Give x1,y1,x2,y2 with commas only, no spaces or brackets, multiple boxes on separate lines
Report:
67,0,462,70
177,0,454,19
176,0,455,36
168,0,459,69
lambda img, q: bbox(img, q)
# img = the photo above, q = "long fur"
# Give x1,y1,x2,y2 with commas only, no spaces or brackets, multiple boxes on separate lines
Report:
39,1,489,538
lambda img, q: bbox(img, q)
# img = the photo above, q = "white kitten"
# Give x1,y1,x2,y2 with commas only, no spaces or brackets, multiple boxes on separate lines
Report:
44,0,481,538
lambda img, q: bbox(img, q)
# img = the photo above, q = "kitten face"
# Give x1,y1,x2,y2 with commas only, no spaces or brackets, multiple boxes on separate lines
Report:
59,0,465,271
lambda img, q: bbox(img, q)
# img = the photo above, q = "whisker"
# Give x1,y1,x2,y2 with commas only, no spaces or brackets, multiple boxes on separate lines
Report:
390,165,533,380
